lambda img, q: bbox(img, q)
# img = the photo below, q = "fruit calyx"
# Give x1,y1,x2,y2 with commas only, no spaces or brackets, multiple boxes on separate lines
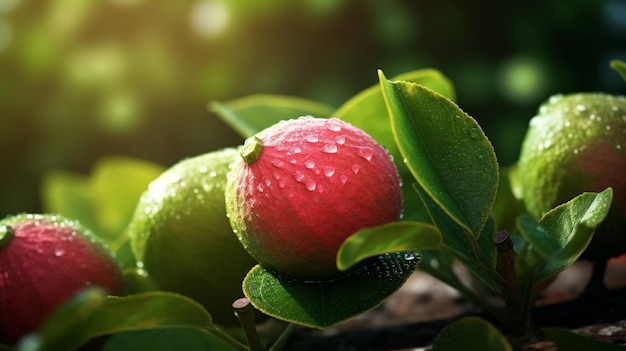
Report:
240,136,264,164
0,225,14,250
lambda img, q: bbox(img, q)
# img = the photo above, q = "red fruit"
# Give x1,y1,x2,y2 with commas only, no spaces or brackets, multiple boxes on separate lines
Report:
0,214,123,343
225,117,403,280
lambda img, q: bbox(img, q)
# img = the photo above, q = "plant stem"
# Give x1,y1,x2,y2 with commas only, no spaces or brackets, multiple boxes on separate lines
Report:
268,323,297,351
206,326,250,351
233,298,266,351
493,230,524,335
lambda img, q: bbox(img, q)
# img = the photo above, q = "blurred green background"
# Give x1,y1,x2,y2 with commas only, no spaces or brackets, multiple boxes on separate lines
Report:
1,0,625,217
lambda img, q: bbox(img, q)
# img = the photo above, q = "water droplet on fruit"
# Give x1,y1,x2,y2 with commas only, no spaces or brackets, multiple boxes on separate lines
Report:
198,166,208,173
357,147,374,161
304,160,315,169
321,143,338,154
54,247,65,257
271,160,286,169
576,104,586,112
340,175,348,184
288,146,302,155
257,183,264,192
335,136,346,145
323,166,335,177
325,119,342,132
295,171,306,182
305,135,319,143
469,128,480,139
351,164,361,174
404,252,416,261
305,179,317,191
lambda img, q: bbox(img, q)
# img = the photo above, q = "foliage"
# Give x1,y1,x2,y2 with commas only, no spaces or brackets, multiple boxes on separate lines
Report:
2,62,624,350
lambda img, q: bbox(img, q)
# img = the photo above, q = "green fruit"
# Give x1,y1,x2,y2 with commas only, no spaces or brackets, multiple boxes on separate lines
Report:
518,93,626,261
226,117,403,280
127,148,257,326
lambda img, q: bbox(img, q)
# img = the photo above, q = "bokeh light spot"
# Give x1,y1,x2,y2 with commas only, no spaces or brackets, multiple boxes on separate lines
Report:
190,0,230,38
498,56,548,105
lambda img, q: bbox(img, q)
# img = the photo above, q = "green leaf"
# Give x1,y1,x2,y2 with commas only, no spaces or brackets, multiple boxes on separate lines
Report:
210,94,335,138
432,317,513,351
379,70,498,234
610,59,626,85
18,289,213,351
517,188,613,281
334,69,455,222
543,327,626,351
41,157,165,251
336,221,441,271
413,182,501,292
106,329,238,351
243,252,418,329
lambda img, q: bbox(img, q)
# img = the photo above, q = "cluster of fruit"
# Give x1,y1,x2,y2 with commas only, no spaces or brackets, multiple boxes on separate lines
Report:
0,117,403,343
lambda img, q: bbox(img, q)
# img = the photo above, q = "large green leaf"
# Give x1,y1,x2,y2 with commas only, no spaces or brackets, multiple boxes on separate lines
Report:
336,221,441,271
17,289,213,351
431,317,513,351
379,70,498,234
41,157,165,251
543,327,626,351
210,94,335,138
243,252,418,329
334,69,454,222
517,188,613,281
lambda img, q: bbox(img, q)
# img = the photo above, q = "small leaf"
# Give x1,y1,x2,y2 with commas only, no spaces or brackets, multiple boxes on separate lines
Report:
334,69,455,222
379,70,499,234
210,94,335,138
432,316,513,351
517,188,613,281
18,289,213,351
336,221,441,271
610,59,626,84
243,252,418,329
543,327,626,351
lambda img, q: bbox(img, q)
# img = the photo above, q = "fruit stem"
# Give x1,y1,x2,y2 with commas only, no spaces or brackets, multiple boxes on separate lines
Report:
493,230,524,335
0,225,15,250
233,297,266,351
240,136,264,164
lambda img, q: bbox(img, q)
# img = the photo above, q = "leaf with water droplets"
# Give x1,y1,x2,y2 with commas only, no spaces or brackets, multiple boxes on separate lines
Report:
243,252,418,329
210,94,335,138
517,187,613,281
336,221,441,271
379,70,499,235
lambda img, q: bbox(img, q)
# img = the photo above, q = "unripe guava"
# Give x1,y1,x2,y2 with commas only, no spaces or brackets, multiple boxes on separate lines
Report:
127,148,257,326
0,214,123,343
518,93,626,261
225,117,403,280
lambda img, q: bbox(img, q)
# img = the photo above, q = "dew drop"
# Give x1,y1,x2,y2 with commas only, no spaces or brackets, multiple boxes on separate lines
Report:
288,146,302,155
290,159,297,164
54,247,65,257
198,166,208,173
617,144,622,150
323,166,335,177
543,140,552,149
295,171,306,182
304,160,315,169
469,128,480,139
305,179,317,191
321,143,338,154
339,175,348,184
606,125,612,131
305,135,319,143
271,160,286,169
357,147,374,161
576,104,586,112
404,252,416,261
278,179,287,188
335,136,346,145
257,183,264,193
325,119,342,132
351,164,361,174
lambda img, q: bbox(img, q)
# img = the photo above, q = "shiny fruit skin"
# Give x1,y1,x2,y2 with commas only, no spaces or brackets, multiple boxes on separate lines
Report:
226,117,403,280
518,93,626,261
0,214,123,343
127,148,257,326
